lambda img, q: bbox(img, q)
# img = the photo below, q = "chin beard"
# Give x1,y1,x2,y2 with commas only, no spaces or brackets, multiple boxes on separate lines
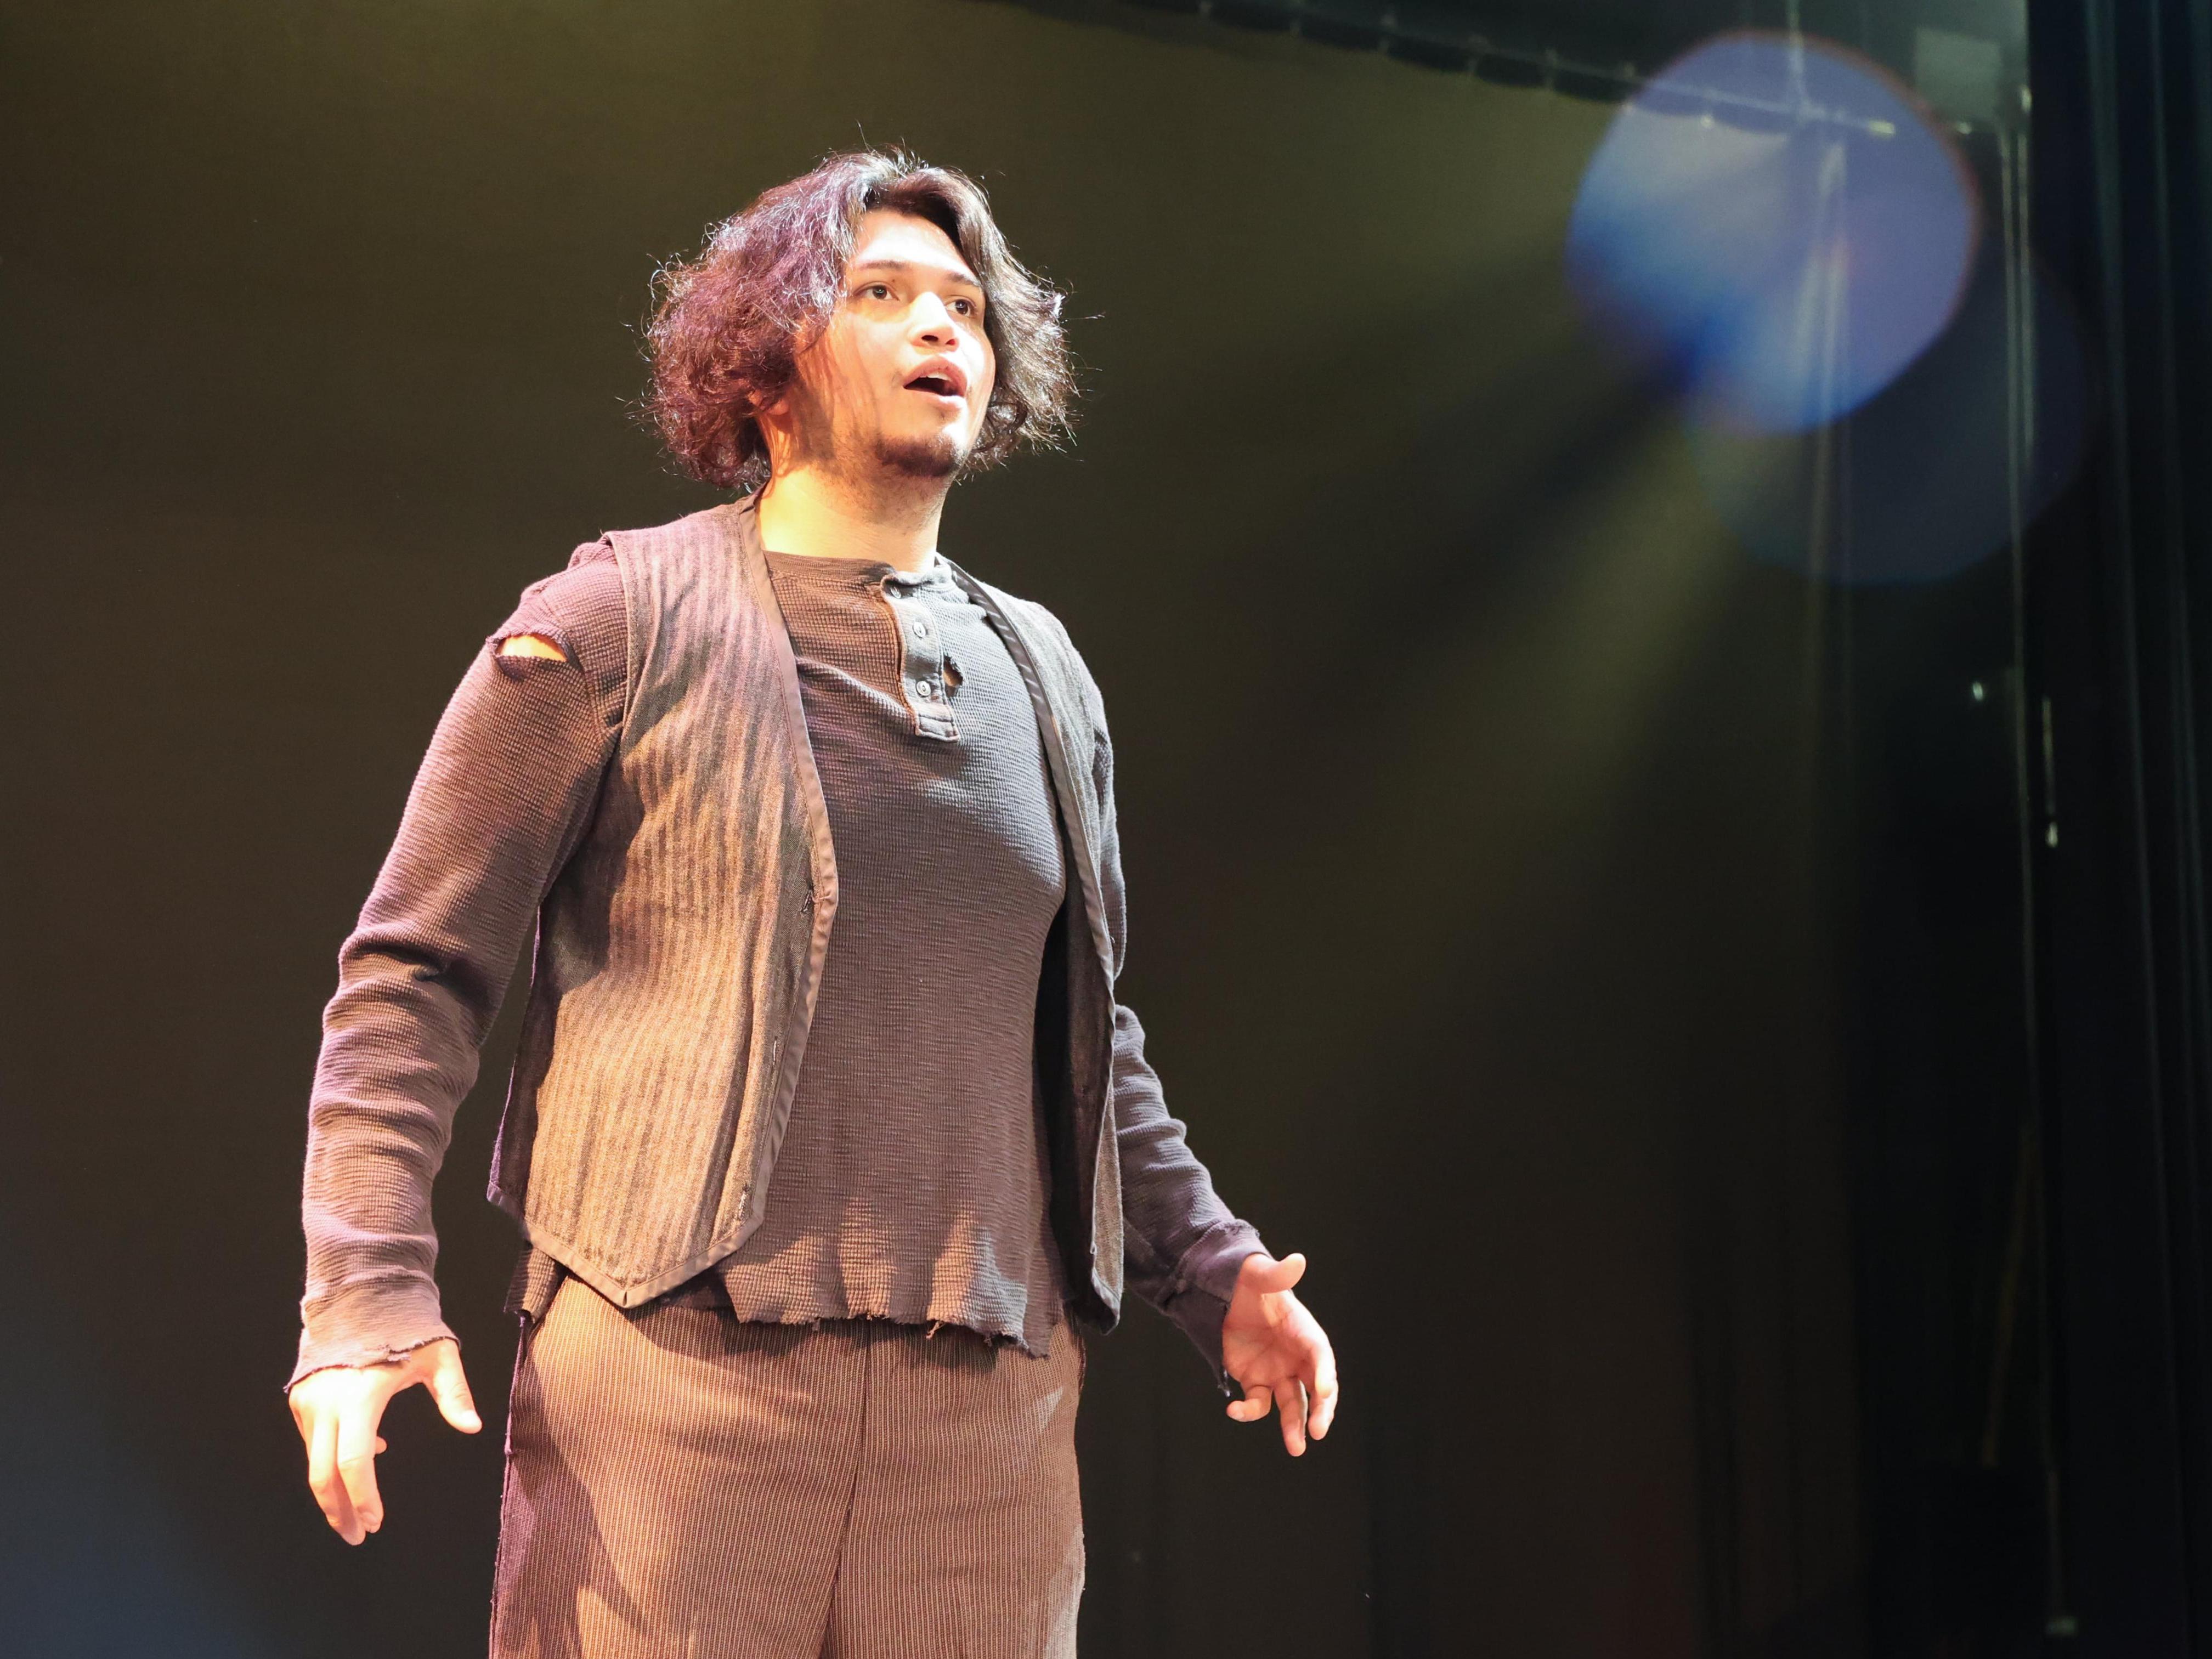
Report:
871,426,971,482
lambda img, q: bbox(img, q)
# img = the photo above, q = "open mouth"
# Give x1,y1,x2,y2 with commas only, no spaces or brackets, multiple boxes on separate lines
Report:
903,359,968,401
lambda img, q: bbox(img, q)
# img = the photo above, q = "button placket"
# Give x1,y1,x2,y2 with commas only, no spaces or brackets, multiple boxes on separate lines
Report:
877,575,959,740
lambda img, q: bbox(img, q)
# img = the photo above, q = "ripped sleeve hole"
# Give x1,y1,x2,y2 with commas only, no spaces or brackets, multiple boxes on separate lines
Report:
495,632,569,664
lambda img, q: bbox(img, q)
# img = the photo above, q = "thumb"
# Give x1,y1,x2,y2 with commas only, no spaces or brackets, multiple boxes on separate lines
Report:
427,1346,482,1434
1242,1250,1306,1295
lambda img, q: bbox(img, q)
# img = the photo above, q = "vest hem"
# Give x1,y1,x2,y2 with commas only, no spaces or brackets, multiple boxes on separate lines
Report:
511,1211,775,1310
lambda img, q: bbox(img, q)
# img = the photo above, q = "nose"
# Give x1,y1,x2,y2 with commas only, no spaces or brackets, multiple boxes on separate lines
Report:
908,290,962,342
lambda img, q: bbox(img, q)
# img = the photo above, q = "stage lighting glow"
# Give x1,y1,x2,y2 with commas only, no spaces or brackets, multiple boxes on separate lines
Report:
1687,252,2089,584
1565,33,1979,434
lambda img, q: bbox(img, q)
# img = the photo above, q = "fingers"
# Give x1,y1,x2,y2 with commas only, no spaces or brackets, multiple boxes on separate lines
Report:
1278,1378,1311,1457
289,1340,477,1550
1226,1372,1314,1457
1225,1381,1272,1423
426,1344,482,1434
1308,1339,1340,1441
335,1397,387,1542
305,1409,360,1544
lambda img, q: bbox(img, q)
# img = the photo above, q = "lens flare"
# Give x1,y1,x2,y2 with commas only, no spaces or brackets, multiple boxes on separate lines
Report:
1688,252,2090,584
1567,32,1979,434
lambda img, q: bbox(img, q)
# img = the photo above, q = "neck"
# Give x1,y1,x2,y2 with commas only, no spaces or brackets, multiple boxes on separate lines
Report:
753,463,948,573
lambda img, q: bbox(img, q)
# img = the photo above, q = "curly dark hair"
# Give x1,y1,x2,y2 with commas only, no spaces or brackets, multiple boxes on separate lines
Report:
642,149,1078,491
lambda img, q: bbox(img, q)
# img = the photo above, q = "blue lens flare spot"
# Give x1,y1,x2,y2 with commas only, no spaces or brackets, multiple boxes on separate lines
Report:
1567,32,1979,434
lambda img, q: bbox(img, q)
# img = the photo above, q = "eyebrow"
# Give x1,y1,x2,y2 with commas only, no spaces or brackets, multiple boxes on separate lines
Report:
848,258,985,292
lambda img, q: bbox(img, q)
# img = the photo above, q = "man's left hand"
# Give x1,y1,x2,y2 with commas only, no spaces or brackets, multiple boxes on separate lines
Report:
1221,1250,1338,1456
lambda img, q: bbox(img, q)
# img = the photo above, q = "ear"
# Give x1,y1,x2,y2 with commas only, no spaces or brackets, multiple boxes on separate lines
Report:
751,365,805,427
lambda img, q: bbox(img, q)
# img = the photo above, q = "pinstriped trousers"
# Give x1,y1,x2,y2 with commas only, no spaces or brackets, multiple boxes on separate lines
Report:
489,1274,1086,1658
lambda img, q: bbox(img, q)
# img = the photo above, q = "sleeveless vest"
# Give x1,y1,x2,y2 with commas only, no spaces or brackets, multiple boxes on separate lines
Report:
483,495,1127,1326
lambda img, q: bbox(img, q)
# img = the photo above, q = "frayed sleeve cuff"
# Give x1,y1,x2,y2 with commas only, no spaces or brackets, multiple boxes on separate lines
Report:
287,1273,456,1392
1158,1219,1267,1397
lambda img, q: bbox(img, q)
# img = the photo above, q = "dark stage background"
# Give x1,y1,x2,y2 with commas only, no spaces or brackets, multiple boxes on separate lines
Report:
12,1,2197,1655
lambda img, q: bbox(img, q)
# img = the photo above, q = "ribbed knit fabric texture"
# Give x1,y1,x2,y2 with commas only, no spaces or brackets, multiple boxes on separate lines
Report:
292,502,1269,1394
309,536,1072,1367
290,551,629,1386
502,545,1072,1354
674,547,1072,1356
491,1273,1084,1658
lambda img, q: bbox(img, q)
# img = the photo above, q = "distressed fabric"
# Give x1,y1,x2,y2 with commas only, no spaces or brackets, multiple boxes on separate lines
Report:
490,1270,1085,1659
293,494,1265,1393
677,547,1071,1357
291,555,628,1379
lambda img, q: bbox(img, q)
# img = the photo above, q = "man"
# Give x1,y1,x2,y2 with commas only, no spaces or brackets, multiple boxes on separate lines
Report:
286,149,1338,1656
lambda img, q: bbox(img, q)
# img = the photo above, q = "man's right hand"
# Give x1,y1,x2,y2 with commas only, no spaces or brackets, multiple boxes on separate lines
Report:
287,1337,481,1544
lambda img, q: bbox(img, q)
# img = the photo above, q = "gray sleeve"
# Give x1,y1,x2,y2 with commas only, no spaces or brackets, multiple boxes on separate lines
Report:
288,551,625,1389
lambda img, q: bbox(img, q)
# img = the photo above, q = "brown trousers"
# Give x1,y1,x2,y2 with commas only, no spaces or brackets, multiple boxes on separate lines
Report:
490,1276,1086,1658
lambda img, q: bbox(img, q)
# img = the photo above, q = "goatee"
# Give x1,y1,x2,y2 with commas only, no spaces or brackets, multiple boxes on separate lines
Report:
873,428,969,481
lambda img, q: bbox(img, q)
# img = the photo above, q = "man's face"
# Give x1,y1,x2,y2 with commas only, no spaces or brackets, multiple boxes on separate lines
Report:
773,208,998,482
